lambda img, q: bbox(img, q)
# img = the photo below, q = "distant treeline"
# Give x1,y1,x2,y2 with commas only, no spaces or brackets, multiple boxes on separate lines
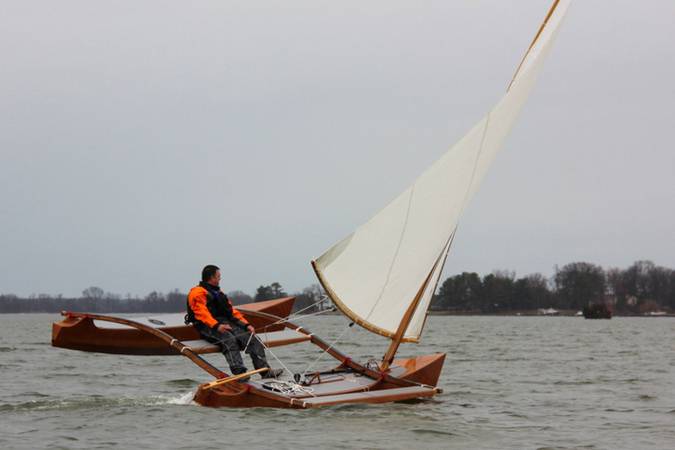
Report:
0,283,326,314
1,261,673,314
430,260,674,314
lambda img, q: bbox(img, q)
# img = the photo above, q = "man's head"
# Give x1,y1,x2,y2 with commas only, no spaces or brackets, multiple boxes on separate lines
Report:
201,265,221,285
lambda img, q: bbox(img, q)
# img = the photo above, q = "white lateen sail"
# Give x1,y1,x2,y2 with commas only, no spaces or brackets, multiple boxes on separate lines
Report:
313,0,571,342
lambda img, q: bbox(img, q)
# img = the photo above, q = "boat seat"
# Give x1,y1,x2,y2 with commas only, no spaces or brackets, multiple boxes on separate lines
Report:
181,328,311,354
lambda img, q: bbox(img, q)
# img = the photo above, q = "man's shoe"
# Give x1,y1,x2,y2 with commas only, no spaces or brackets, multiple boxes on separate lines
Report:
260,368,283,379
231,367,250,383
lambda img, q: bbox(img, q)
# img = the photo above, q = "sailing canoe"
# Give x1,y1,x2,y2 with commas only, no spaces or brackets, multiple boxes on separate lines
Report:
49,0,571,408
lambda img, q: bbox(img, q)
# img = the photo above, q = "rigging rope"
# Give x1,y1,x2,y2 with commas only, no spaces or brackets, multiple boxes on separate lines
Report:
243,296,357,383
252,333,295,383
288,307,336,322
300,322,354,377
261,380,315,397
288,296,330,318
254,297,331,334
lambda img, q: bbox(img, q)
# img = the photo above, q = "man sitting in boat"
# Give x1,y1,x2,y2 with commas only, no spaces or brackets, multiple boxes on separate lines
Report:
186,265,283,381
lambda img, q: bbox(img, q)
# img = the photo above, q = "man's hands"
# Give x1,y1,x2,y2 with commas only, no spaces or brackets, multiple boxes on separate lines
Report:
216,323,232,333
215,323,255,334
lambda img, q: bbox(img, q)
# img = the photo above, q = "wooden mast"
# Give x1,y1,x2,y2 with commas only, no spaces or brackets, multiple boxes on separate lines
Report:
380,265,437,371
381,227,456,370
382,0,564,370
314,0,566,372
380,234,453,370
508,0,561,90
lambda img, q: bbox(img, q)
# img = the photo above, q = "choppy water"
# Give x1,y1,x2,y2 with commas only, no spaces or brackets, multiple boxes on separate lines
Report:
0,314,673,449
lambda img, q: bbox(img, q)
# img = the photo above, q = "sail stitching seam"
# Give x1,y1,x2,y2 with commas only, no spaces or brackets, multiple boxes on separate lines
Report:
399,114,492,340
372,110,490,337
460,112,492,214
365,185,416,323
414,230,457,338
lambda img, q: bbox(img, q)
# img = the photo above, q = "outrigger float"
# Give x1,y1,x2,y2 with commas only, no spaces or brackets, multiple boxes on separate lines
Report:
51,0,570,408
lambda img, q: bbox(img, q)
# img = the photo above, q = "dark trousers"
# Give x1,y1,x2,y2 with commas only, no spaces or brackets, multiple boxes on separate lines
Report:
195,320,268,374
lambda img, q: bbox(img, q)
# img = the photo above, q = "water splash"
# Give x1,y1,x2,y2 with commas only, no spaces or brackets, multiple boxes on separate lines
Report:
162,391,196,406
1,391,197,412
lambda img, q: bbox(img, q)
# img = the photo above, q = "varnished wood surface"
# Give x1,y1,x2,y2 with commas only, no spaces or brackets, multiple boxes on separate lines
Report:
51,297,295,355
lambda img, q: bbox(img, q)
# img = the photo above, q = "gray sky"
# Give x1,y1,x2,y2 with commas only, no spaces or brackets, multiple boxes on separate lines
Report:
1,1,674,298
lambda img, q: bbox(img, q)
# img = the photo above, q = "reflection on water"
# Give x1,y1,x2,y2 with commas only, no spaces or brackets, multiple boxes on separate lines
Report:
0,314,673,449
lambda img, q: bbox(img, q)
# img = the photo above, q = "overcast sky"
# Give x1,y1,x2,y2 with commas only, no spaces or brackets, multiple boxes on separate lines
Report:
1,0,673,298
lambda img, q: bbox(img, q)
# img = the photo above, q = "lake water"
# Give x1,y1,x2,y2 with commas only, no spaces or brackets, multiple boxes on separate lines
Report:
0,314,673,449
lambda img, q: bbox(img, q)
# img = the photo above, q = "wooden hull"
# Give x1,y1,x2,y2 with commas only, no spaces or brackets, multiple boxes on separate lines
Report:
51,297,295,355
193,353,445,408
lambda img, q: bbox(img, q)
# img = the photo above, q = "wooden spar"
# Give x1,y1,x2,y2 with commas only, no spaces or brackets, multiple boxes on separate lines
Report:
201,368,269,390
380,231,456,371
508,0,561,91
60,312,226,379
411,229,457,344
379,3,565,368
380,264,437,371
